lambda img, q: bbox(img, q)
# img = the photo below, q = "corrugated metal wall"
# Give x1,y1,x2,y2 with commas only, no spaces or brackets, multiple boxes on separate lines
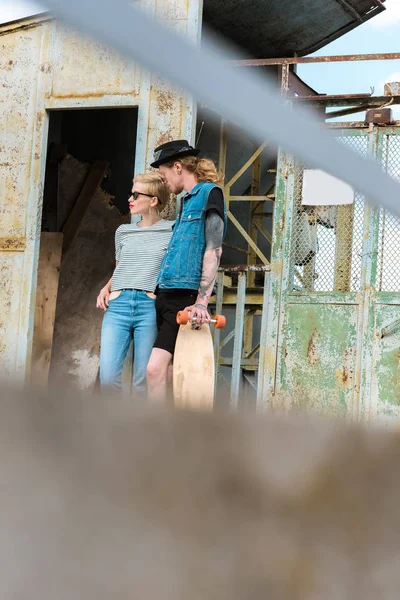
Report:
0,0,202,382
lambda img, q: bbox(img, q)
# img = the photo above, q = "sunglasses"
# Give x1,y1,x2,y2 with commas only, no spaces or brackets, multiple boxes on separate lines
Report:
131,191,155,200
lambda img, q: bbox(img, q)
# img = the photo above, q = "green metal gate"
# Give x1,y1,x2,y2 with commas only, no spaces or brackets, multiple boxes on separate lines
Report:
267,125,400,424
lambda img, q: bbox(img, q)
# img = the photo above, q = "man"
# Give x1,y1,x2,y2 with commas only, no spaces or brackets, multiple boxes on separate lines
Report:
146,139,227,401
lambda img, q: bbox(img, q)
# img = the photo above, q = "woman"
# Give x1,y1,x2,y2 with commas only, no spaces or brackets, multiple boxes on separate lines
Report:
96,173,172,393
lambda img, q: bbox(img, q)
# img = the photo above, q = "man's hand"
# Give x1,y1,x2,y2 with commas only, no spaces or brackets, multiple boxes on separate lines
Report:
184,303,211,325
96,285,111,311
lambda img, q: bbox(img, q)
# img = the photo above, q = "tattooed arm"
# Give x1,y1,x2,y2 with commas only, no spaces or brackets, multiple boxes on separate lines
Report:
185,210,224,324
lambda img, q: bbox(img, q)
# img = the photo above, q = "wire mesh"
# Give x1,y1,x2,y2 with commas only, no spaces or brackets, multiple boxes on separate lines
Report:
291,133,368,292
377,134,400,292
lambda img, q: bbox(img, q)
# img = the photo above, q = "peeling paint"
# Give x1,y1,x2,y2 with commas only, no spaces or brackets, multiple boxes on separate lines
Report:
0,237,26,251
271,127,400,424
40,62,51,73
372,304,400,423
0,3,202,382
306,329,319,365
51,24,141,99
279,300,358,418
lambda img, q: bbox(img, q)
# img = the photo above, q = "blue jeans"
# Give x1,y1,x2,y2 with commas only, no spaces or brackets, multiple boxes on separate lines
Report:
100,289,158,393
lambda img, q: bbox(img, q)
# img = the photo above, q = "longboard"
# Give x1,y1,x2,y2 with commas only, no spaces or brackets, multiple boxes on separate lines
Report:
173,311,226,410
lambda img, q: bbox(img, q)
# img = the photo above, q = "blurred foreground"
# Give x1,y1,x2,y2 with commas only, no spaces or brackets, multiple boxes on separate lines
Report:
0,383,399,599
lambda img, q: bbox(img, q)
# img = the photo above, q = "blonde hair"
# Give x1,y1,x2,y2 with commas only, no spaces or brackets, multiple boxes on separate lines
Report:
134,173,171,211
164,156,224,185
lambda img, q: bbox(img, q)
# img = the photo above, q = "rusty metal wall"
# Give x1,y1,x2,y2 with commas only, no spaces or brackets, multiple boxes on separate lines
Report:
0,0,202,382
266,125,400,425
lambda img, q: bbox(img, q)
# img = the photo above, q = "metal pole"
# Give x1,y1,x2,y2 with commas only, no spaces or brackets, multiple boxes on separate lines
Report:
229,52,400,67
230,271,246,408
213,270,224,396
244,146,262,357
257,272,271,411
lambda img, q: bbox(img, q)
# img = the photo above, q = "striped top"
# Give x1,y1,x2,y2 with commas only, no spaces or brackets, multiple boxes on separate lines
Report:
110,219,173,293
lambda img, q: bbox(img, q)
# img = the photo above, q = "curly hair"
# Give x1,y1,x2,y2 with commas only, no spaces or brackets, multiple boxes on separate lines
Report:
163,156,224,185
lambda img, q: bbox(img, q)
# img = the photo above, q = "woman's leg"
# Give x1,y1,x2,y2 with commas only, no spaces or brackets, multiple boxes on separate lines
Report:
99,291,133,392
132,291,159,394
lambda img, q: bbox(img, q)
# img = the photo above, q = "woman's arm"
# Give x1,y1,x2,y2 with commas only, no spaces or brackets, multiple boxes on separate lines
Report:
96,261,118,311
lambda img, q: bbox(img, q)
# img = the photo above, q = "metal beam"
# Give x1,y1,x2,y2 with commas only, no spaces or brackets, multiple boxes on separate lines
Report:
218,265,270,272
225,144,266,191
229,53,400,67
295,95,400,108
288,71,319,97
227,195,275,201
227,211,269,264
209,291,264,305
326,104,379,119
213,271,224,394
244,148,262,357
256,272,271,410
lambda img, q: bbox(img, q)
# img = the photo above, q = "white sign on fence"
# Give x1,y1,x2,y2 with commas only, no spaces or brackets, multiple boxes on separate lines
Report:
302,169,354,206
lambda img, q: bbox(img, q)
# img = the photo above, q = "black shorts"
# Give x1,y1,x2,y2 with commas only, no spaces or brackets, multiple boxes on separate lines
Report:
154,289,197,355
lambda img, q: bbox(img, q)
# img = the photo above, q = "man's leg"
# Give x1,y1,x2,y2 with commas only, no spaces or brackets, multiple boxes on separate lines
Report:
148,290,197,403
146,347,173,402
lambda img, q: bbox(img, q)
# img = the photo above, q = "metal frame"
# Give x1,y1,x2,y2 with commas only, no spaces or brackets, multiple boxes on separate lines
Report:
209,51,400,412
210,265,270,407
229,52,400,67
269,124,400,422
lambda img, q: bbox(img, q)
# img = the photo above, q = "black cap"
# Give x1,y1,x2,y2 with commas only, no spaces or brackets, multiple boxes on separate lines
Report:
150,139,200,168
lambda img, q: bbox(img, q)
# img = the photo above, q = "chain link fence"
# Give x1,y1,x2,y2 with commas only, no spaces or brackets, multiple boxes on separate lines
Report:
291,133,369,292
377,134,400,292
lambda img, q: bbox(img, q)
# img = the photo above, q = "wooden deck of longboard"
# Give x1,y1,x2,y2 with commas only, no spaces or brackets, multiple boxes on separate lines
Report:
173,322,215,410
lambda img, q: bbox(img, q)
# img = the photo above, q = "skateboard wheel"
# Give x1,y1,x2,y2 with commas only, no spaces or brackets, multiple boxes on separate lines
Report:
177,310,189,325
214,314,226,329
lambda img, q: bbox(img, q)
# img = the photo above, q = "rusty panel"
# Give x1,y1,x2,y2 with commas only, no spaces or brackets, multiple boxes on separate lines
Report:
148,75,181,146
0,27,42,239
371,303,400,425
144,6,197,163
0,253,25,378
50,23,140,98
156,0,188,19
0,0,202,382
279,303,358,417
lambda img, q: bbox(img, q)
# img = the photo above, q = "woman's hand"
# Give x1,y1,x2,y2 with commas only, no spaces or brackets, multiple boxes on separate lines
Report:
96,286,111,311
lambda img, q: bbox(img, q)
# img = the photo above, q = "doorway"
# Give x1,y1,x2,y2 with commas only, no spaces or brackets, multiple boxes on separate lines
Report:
31,107,138,390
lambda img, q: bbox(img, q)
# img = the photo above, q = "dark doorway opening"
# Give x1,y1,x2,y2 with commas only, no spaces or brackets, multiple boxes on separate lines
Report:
32,107,138,391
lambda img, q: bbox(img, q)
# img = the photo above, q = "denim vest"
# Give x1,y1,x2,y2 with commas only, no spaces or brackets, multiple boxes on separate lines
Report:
157,182,227,290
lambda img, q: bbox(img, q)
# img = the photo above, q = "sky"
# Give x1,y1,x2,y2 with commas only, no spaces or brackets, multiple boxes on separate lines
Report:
298,0,400,118
0,0,45,22
0,0,399,118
